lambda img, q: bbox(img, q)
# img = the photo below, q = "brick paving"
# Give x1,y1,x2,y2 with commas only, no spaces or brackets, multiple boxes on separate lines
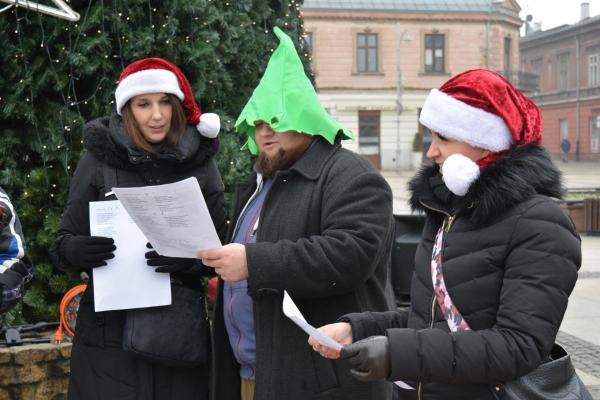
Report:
557,331,600,384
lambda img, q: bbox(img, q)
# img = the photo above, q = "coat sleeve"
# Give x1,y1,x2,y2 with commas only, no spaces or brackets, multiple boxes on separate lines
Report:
0,188,33,314
385,199,580,384
340,310,409,341
49,152,101,271
245,158,394,300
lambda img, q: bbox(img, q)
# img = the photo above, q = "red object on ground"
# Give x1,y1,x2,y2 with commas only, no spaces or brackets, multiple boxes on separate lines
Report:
207,276,218,304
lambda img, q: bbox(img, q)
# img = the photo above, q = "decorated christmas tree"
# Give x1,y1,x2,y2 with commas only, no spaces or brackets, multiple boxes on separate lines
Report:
0,0,311,324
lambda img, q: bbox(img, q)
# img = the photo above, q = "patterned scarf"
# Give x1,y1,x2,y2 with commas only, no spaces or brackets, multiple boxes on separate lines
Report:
431,220,471,332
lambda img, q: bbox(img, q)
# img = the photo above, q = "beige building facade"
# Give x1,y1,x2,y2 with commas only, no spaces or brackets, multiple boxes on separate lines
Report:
301,0,523,170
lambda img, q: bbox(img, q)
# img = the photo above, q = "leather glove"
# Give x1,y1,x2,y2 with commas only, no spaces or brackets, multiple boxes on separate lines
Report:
145,244,197,274
60,235,116,270
340,336,391,382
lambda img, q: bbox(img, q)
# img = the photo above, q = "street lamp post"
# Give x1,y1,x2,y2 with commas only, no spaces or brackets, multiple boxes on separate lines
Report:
395,25,411,171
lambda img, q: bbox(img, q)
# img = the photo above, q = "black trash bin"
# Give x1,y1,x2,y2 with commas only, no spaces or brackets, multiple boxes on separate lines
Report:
391,215,425,307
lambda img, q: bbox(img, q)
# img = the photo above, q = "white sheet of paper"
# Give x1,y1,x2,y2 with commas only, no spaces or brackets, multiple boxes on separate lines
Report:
282,292,414,390
282,290,342,350
111,177,221,258
89,200,171,312
395,381,414,390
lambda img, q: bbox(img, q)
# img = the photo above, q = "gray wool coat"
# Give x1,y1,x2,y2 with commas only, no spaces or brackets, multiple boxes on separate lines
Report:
211,137,395,400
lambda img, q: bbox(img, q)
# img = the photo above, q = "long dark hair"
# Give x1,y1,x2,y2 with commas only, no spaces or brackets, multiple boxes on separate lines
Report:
121,93,187,153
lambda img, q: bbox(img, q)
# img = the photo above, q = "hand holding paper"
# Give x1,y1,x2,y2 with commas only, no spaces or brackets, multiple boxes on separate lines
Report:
198,243,248,281
309,322,353,359
283,291,414,389
282,291,342,351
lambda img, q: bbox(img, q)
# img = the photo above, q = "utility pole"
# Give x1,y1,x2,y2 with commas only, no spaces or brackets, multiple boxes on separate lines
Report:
576,33,581,161
395,25,411,171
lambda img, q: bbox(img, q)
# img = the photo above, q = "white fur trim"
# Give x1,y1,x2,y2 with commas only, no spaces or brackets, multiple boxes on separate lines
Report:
441,154,480,196
197,113,220,138
115,69,184,114
419,89,513,152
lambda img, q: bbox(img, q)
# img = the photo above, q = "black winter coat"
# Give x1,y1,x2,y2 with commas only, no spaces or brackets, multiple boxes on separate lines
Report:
212,138,395,400
50,114,227,400
344,144,581,400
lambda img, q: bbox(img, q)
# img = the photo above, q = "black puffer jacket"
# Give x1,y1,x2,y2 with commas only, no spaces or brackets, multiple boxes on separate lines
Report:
344,144,581,400
50,114,227,400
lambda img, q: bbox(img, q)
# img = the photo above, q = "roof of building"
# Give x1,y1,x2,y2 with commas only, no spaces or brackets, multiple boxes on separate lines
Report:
302,0,500,13
521,14,600,43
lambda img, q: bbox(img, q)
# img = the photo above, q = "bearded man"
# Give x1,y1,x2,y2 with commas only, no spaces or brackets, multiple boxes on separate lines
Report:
198,27,394,400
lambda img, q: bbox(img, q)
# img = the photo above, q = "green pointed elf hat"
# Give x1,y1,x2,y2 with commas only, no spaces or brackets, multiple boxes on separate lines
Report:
235,27,354,155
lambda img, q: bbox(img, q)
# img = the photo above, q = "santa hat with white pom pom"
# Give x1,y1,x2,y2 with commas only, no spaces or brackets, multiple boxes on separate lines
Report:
115,57,220,138
418,69,542,196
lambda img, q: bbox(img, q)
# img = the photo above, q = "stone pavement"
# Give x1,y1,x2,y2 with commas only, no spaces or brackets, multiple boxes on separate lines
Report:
383,158,600,396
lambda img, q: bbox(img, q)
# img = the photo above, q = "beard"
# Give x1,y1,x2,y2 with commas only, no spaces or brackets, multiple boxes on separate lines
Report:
256,143,309,177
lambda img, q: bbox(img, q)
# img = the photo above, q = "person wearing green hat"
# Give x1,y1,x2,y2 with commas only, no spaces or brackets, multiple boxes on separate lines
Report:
197,27,394,400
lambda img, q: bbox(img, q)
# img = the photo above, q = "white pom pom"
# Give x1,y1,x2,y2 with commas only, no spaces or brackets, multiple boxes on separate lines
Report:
441,154,480,196
197,113,220,138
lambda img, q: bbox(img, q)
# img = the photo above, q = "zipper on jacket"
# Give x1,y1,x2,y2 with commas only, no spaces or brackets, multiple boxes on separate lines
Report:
445,215,455,232
418,200,453,220
417,200,456,400
231,174,264,240
252,171,287,242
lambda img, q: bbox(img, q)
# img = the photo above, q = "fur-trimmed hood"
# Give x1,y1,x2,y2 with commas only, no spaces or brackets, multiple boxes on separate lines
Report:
82,113,219,171
409,144,563,225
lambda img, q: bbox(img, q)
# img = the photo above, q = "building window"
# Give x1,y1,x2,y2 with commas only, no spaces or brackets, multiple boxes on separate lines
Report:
559,119,569,141
304,32,313,55
558,54,569,92
589,54,599,87
424,33,445,73
358,111,380,155
504,37,512,78
591,116,600,154
357,33,378,73
531,58,542,76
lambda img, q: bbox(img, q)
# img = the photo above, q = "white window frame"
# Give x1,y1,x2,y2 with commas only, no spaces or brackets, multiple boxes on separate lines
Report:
591,117,600,154
559,54,569,92
560,119,569,142
589,54,599,87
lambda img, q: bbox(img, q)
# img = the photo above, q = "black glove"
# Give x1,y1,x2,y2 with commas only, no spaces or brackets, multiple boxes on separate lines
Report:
340,336,391,382
60,235,116,270
145,244,197,274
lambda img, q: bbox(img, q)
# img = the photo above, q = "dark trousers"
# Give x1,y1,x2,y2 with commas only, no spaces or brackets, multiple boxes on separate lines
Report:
68,338,209,400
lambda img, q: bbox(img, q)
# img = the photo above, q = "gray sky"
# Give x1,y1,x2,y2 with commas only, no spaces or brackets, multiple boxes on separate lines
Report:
518,0,600,31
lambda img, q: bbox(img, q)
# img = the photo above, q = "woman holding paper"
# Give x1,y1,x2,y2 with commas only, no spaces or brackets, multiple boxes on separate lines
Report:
309,70,583,399
50,58,226,400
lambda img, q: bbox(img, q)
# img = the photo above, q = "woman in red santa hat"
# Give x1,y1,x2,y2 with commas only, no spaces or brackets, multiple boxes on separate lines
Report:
310,69,586,399
50,57,226,400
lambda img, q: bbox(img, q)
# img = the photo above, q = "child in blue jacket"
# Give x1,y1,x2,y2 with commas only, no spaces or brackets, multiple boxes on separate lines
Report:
0,187,33,314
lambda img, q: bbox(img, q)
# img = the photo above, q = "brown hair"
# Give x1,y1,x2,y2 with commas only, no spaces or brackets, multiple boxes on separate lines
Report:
121,93,187,153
